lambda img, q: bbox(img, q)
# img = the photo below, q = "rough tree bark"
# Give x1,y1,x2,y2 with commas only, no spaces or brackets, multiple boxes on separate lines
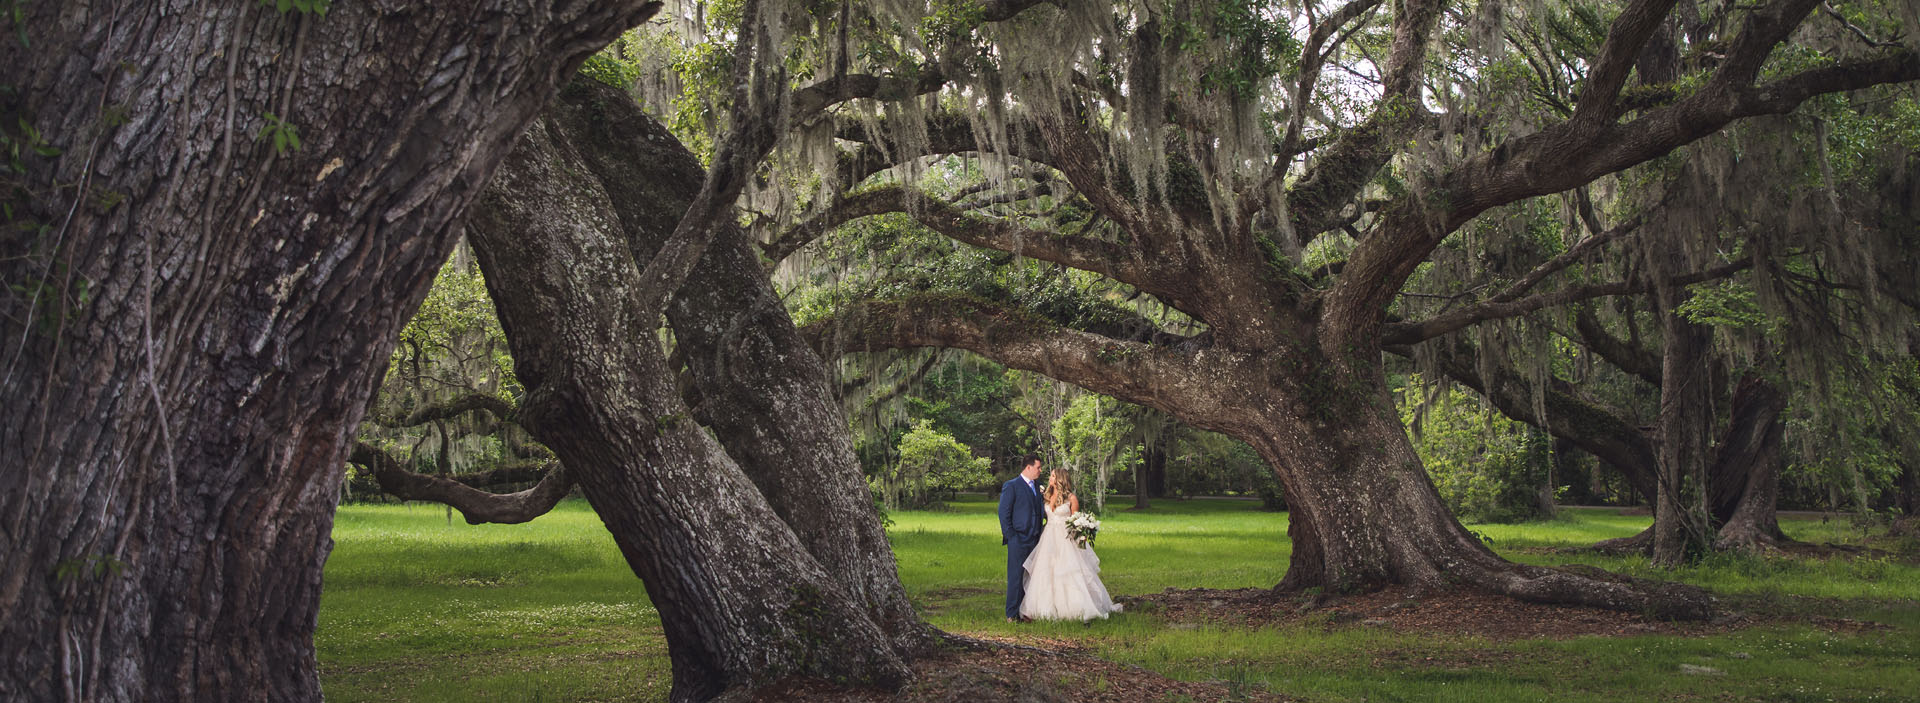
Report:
1709,375,1791,550
0,2,655,700
1652,306,1718,567
466,115,909,702
529,78,922,649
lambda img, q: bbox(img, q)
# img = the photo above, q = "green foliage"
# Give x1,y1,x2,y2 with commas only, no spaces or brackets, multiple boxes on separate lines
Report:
4,0,28,47
1677,280,1770,330
1401,381,1553,523
6,261,91,338
1053,394,1142,513
256,112,301,155
579,52,643,89
52,553,126,584
257,0,331,16
918,0,987,43
877,420,991,509
395,257,514,392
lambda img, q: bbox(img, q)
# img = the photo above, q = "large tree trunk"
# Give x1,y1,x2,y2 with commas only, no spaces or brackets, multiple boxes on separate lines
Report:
809,295,1714,619
530,79,922,648
1652,307,1717,567
467,116,909,702
1145,441,1169,499
1134,442,1162,509
1710,375,1790,550
0,3,652,701
1247,364,1709,619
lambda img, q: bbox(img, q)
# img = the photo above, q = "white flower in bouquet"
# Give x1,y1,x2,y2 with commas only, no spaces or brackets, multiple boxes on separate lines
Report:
1065,511,1100,548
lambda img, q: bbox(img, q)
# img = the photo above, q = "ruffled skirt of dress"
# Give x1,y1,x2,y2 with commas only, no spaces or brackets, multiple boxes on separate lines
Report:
1020,521,1123,621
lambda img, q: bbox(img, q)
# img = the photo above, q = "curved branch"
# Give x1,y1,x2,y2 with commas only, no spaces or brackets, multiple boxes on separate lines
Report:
377,393,519,428
1573,307,1663,386
835,111,1057,186
957,182,1052,209
1382,258,1751,345
800,295,1225,427
768,184,1165,296
1391,341,1658,504
790,67,954,128
350,442,572,525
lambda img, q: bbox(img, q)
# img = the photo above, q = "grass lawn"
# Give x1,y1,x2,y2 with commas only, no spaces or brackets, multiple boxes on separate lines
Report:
318,497,1920,702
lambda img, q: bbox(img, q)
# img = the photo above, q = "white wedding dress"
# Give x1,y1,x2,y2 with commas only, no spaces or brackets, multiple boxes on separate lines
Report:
1020,502,1122,621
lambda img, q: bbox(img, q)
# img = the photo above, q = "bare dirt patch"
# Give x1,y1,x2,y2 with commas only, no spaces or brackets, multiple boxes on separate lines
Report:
1122,585,1894,641
741,636,1289,703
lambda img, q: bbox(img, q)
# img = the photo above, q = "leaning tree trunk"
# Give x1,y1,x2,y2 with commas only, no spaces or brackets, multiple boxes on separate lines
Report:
526,78,922,649
0,2,653,701
466,117,909,702
1710,375,1791,550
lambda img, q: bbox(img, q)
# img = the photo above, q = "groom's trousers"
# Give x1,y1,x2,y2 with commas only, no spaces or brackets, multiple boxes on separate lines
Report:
1006,537,1037,619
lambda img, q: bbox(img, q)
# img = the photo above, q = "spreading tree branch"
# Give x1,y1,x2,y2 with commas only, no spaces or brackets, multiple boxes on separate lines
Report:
375,393,519,428
765,184,1167,298
1573,306,1664,385
1388,341,1659,502
1325,14,1918,345
349,442,572,525
1272,0,1445,240
1382,258,1751,344
800,294,1221,426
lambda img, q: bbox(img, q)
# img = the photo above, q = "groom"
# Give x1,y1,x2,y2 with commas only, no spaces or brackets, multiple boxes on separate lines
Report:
998,455,1046,622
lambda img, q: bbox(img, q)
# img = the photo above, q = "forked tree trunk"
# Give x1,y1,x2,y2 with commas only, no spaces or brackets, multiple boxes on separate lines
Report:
0,3,653,700
467,117,909,702
1710,375,1790,550
528,79,922,648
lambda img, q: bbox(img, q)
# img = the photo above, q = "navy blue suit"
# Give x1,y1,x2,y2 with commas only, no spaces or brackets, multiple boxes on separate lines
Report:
998,475,1046,619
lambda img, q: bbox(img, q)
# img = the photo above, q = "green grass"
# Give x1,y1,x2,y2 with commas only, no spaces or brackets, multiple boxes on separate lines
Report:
319,498,1920,701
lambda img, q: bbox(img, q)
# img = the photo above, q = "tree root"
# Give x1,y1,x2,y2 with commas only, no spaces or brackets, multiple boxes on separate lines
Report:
1470,563,1716,621
1584,526,1654,555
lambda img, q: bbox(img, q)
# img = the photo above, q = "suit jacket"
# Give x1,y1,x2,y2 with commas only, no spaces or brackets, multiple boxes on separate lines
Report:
998,476,1045,546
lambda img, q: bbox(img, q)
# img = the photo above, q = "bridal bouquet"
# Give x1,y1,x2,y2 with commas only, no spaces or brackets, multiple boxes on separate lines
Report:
1065,511,1100,549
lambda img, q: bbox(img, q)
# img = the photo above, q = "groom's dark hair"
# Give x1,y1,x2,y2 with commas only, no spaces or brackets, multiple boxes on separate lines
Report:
1018,455,1040,469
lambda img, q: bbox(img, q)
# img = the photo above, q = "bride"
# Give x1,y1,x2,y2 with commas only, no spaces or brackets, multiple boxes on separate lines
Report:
1020,468,1123,621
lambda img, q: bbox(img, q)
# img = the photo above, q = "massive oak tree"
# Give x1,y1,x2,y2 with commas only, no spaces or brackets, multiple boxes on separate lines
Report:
0,1,656,700
782,0,1918,613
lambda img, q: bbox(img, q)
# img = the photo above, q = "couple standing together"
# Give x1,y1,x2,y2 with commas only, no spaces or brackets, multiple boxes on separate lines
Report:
998,456,1123,622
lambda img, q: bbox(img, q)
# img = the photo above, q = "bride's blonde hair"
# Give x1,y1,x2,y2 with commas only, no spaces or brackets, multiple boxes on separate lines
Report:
1044,468,1074,508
